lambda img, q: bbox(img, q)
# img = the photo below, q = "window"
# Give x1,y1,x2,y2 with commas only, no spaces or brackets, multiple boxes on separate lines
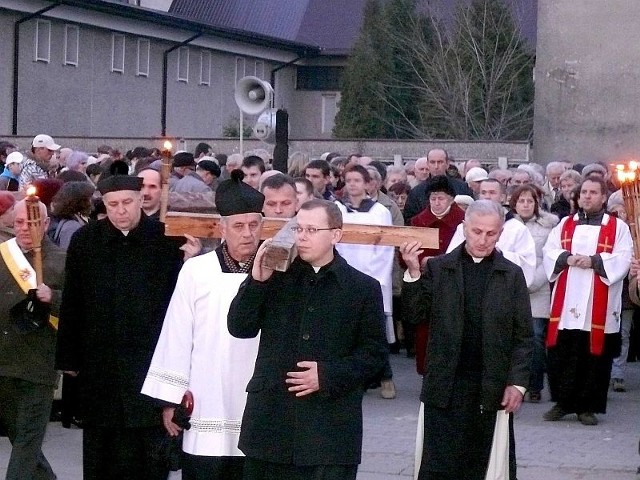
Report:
235,56,245,85
321,94,338,134
111,33,125,73
63,25,79,66
34,19,51,63
296,66,344,91
254,60,264,79
199,50,211,85
177,47,189,82
137,38,150,77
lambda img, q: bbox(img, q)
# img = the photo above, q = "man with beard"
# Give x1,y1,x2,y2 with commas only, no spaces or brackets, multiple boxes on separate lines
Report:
142,170,265,479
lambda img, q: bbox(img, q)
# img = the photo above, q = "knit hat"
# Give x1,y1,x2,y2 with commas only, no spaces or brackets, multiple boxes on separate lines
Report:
216,170,264,216
32,178,63,207
197,160,221,178
425,175,455,198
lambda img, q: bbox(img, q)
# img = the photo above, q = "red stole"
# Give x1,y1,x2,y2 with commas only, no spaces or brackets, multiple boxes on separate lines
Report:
547,214,617,355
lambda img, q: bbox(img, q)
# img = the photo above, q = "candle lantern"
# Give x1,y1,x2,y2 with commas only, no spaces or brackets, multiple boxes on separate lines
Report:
616,161,640,258
160,140,174,222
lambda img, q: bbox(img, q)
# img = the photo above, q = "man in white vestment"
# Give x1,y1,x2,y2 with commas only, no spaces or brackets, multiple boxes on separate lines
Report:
141,169,265,479
447,178,536,286
542,176,632,426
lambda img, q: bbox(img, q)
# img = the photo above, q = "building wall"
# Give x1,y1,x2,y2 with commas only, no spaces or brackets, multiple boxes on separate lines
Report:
534,1,640,164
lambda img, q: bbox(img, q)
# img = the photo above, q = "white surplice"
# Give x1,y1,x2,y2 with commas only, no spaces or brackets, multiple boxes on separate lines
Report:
141,251,259,456
447,218,537,287
542,213,632,333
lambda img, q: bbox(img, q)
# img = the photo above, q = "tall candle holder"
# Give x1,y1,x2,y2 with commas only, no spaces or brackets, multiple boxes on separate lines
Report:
616,162,640,258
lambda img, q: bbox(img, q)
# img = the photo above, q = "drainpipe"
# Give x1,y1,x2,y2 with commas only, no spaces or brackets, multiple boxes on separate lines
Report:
13,3,60,135
269,54,306,94
161,33,201,137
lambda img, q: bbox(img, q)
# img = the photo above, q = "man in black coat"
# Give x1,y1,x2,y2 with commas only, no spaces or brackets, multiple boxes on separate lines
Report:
228,199,388,480
403,148,473,224
401,199,533,480
55,167,186,480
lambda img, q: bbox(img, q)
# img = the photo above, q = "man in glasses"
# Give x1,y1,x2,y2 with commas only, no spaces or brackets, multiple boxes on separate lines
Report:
228,199,388,480
0,198,66,480
142,169,265,479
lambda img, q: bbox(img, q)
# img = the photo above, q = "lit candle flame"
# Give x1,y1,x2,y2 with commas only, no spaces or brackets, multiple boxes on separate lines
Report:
630,160,638,171
26,186,37,197
163,140,173,151
616,164,625,171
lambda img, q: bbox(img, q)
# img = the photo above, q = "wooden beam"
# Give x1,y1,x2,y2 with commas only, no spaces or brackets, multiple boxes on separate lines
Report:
164,212,439,249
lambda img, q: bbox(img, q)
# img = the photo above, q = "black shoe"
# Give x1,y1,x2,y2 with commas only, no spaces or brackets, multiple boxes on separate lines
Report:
543,404,567,421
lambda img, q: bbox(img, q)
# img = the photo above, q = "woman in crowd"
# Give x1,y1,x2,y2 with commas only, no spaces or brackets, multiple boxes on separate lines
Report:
287,151,309,177
510,184,559,402
551,169,582,218
49,181,95,250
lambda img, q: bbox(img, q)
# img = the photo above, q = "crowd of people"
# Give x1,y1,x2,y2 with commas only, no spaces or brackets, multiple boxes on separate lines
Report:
0,134,637,480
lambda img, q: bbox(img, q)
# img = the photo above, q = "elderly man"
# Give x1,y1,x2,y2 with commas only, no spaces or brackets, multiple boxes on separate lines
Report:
447,178,537,287
142,171,265,479
403,148,473,224
19,134,60,190
401,200,533,480
465,167,489,198
385,165,407,190
0,199,66,480
169,152,197,190
55,164,190,479
174,160,221,194
414,158,430,183
543,161,567,206
228,199,388,479
260,174,297,219
542,176,632,426
221,153,243,181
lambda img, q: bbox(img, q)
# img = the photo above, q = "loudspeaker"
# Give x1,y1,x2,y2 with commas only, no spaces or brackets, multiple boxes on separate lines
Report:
253,109,277,144
234,76,273,115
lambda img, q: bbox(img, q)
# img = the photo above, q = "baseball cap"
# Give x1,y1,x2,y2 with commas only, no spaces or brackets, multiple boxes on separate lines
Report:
5,152,23,165
465,167,489,183
32,134,61,151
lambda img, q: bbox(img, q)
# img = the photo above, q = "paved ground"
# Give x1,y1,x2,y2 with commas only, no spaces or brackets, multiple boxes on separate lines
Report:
2,354,640,479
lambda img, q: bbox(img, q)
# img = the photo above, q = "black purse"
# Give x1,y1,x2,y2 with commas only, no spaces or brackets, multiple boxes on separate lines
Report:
9,288,50,334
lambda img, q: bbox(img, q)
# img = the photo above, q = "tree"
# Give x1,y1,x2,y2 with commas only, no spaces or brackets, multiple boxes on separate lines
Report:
335,0,534,140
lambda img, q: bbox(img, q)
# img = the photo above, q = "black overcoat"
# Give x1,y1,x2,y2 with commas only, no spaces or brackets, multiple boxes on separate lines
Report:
403,244,533,411
227,253,388,466
55,215,183,428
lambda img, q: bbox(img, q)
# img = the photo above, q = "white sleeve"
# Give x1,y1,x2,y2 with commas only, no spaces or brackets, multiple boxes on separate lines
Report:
600,221,633,285
446,224,464,253
542,219,567,283
141,262,195,403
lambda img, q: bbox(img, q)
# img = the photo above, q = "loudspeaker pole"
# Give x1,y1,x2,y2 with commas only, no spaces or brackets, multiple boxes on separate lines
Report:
239,109,244,156
272,109,289,173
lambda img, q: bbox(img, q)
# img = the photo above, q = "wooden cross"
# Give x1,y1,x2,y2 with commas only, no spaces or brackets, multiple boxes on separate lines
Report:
164,212,439,249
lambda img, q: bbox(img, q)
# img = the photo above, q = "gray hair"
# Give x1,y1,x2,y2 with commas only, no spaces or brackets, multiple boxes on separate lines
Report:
366,166,382,183
516,164,544,186
226,153,243,169
465,199,505,224
386,165,407,180
581,163,607,178
559,169,581,184
607,189,624,210
546,161,566,174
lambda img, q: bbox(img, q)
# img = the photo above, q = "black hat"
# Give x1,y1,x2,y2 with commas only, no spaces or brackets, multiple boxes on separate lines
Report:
197,160,221,178
216,169,264,216
425,175,455,198
97,160,143,195
173,152,195,168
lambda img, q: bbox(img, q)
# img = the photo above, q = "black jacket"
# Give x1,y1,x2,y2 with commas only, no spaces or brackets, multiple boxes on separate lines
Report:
55,214,183,428
403,244,533,411
228,253,388,466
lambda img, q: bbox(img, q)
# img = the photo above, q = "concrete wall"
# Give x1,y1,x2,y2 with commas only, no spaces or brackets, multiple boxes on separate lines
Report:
1,136,531,166
534,1,640,165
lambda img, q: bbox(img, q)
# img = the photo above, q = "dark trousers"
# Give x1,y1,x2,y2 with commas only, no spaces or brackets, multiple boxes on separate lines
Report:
182,453,244,480
83,425,169,480
243,458,357,480
0,376,56,480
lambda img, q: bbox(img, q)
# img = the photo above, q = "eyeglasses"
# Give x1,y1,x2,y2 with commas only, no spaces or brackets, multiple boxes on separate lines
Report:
290,226,336,235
